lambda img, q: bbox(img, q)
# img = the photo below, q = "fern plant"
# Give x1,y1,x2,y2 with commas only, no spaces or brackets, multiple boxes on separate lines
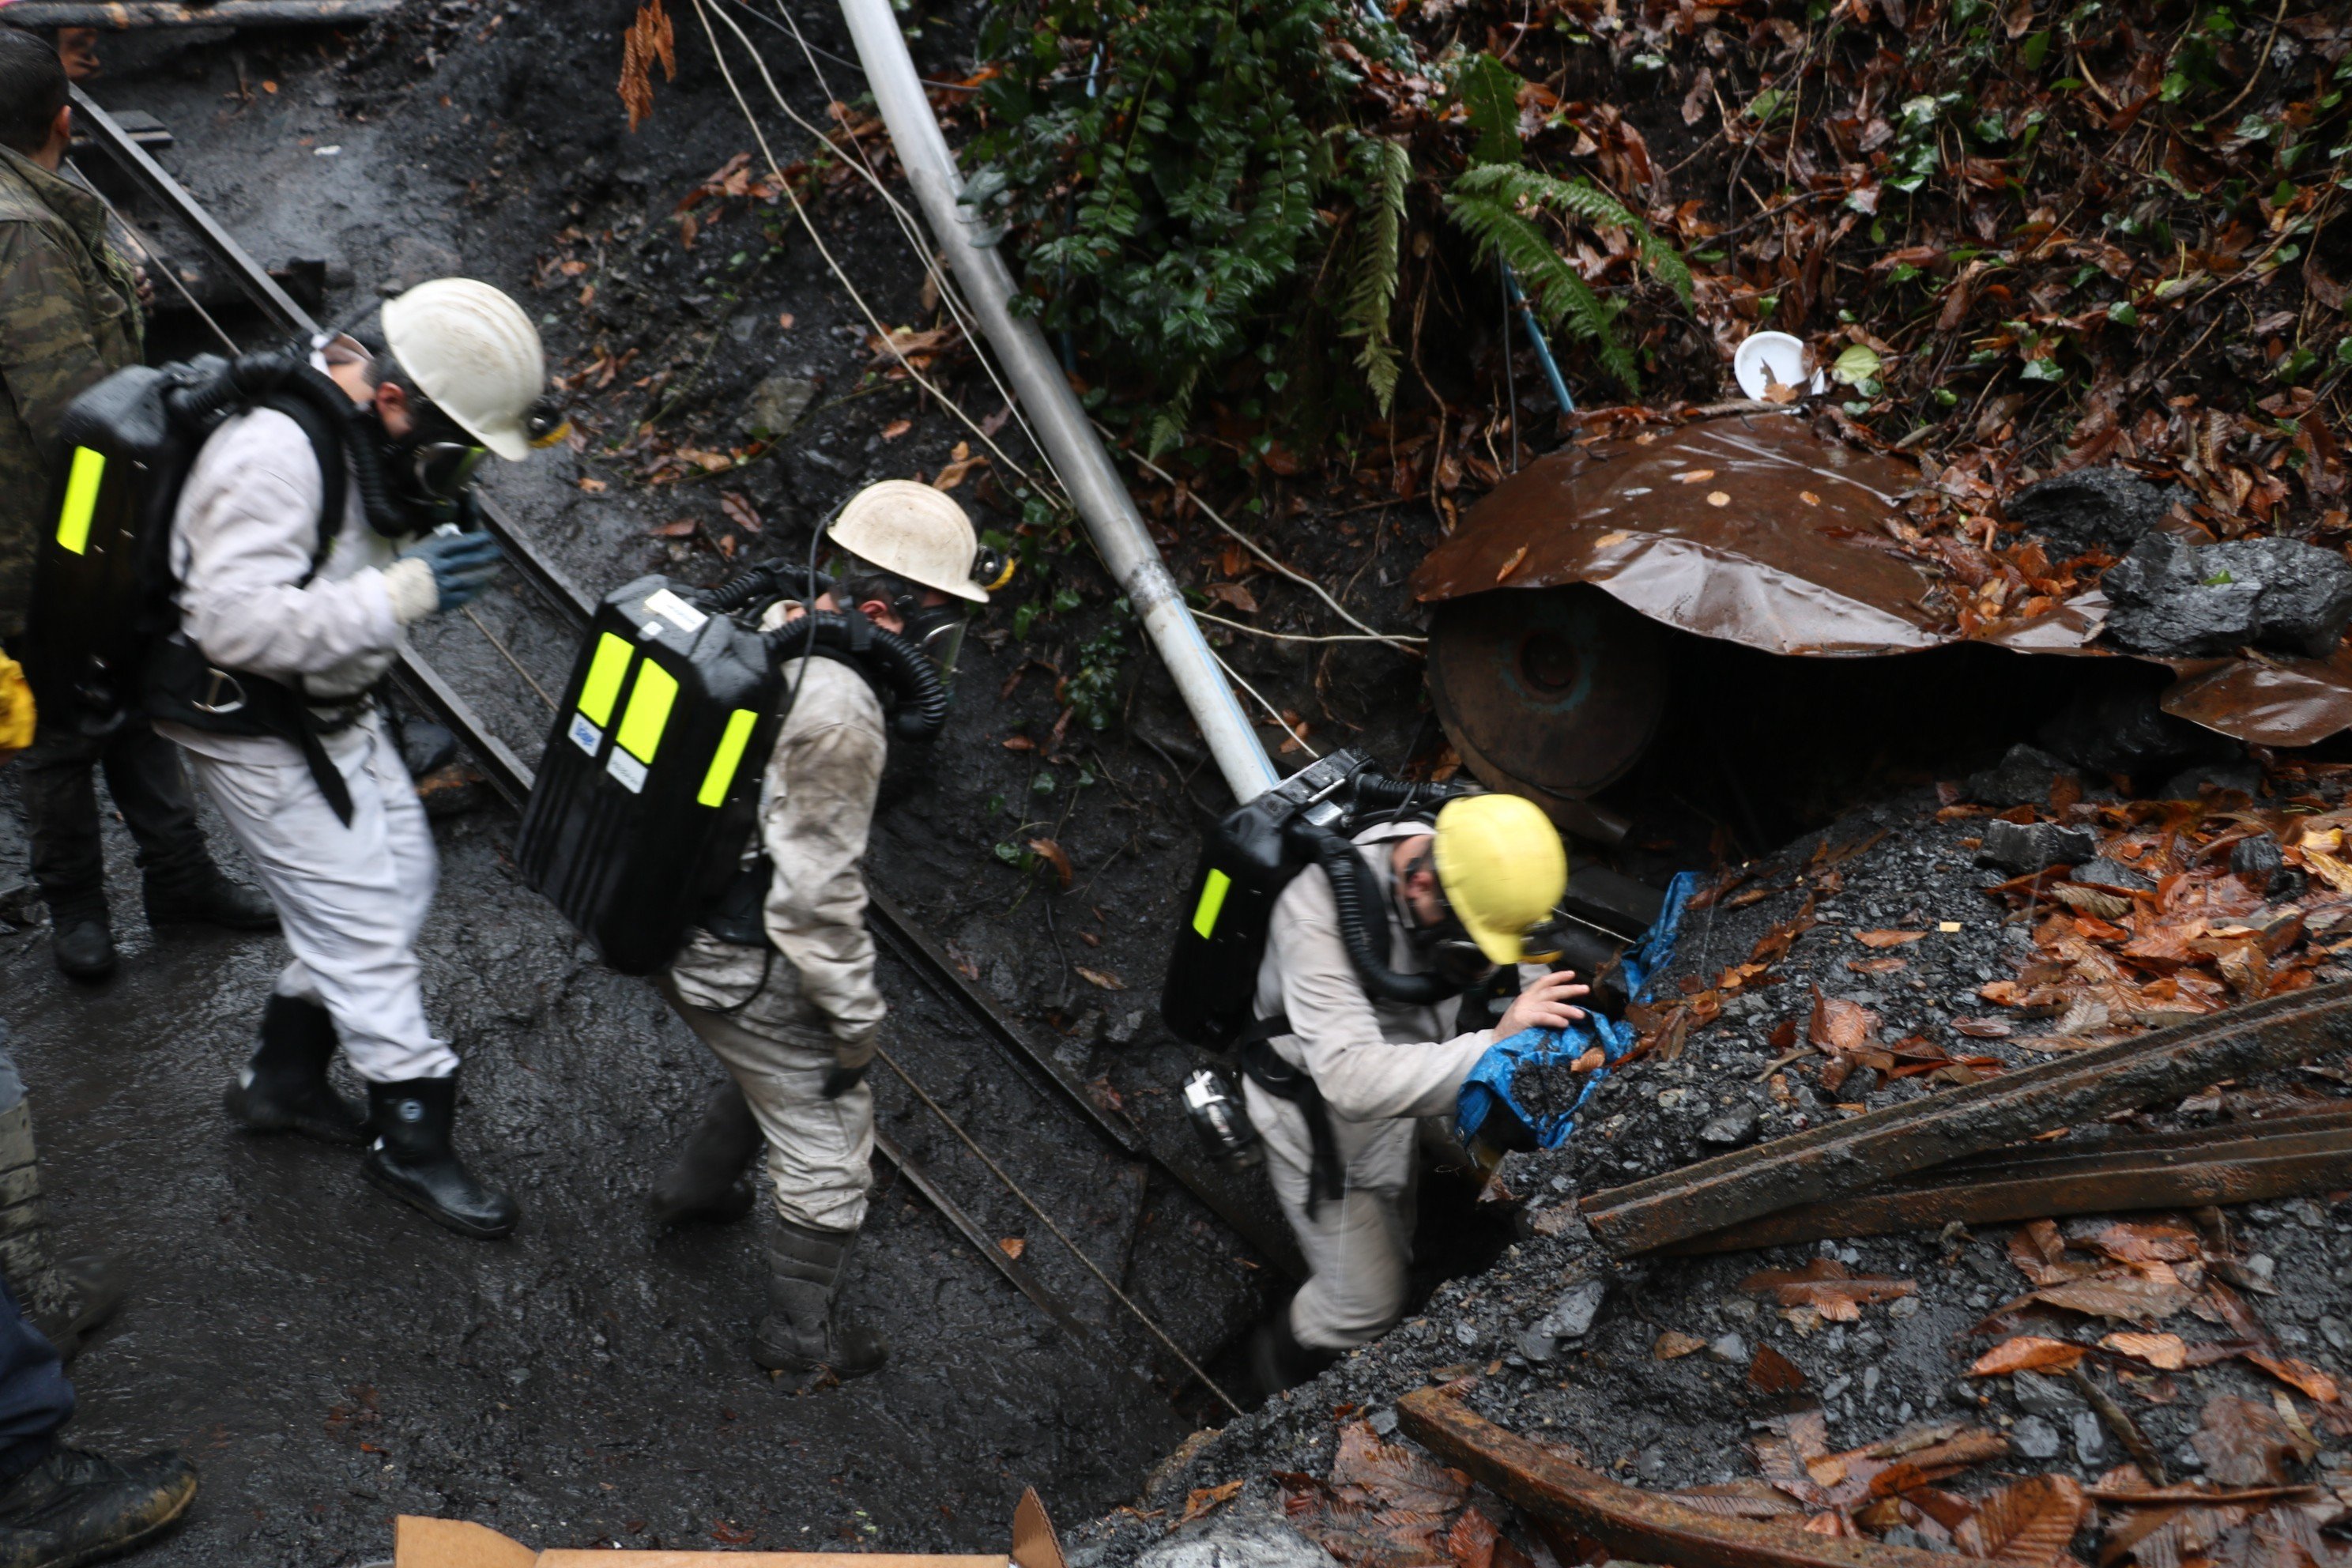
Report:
1444,164,1692,394
1340,138,1411,416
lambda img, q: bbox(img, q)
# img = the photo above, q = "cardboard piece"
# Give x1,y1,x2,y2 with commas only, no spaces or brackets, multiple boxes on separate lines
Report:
395,1492,1066,1568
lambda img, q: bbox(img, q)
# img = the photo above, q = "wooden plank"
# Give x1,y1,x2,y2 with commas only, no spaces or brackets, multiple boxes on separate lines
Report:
6,2,401,26
1579,978,2352,1255
1398,1390,1953,1568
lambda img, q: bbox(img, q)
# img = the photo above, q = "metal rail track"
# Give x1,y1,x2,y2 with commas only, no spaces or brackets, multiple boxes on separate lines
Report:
68,91,1295,1391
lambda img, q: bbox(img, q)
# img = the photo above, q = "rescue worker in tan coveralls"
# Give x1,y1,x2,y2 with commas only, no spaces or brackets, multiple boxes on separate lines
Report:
1243,794,1585,1392
649,481,999,1385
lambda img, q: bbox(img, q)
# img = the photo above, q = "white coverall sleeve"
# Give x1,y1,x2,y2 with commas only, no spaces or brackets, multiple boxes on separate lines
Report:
175,409,402,679
758,710,888,1046
1270,879,1492,1123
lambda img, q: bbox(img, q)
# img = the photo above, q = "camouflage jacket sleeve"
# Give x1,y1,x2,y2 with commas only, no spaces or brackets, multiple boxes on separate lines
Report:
0,220,108,462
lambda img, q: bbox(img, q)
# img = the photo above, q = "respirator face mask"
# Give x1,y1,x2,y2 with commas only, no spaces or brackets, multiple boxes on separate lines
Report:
1400,846,1499,989
905,602,969,679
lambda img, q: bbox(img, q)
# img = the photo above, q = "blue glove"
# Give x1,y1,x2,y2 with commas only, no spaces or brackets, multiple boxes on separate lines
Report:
398,530,504,612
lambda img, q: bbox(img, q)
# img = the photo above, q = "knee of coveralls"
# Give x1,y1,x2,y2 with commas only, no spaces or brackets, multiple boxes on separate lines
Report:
1246,1080,1417,1352
658,974,875,1234
182,728,453,1083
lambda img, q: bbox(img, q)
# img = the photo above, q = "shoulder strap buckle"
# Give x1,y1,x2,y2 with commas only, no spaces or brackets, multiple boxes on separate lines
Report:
192,667,247,716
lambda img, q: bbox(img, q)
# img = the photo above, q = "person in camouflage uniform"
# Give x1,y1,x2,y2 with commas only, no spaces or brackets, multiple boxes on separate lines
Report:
0,27,273,981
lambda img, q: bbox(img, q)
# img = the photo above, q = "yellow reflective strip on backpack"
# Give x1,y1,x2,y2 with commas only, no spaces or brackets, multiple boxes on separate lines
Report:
616,660,679,763
577,633,633,726
695,708,758,807
1192,867,1232,940
55,447,105,556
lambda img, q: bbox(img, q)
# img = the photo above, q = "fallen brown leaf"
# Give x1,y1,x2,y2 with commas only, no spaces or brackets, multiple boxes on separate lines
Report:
2100,1332,2188,1371
998,1237,1025,1260
1074,967,1126,991
880,418,913,440
1951,1474,2086,1568
1854,929,1928,948
1740,1258,1916,1321
1179,1479,1242,1525
1967,1336,2086,1377
1654,1331,1707,1360
2242,1352,2342,1404
1750,1344,1807,1394
2192,1396,2300,1486
1027,837,1074,889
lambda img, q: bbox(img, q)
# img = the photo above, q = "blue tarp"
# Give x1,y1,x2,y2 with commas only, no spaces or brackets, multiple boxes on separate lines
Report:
1455,869,1702,1152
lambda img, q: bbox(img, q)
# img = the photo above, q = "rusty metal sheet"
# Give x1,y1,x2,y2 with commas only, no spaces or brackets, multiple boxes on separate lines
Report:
1413,418,1947,656
1414,416,2352,750
1577,978,2352,1256
1397,1389,1958,1568
2159,646,2352,750
1657,1110,2352,1254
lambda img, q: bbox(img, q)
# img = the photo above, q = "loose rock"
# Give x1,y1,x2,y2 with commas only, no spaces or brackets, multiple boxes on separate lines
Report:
1977,820,2099,873
2101,533,2352,659
2006,466,2184,558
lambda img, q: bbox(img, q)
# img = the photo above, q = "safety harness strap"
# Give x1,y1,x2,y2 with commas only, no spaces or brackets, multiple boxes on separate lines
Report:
1235,1012,1346,1218
144,392,364,826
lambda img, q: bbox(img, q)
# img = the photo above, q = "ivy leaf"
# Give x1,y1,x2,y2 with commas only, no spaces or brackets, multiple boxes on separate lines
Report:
1830,345,1884,386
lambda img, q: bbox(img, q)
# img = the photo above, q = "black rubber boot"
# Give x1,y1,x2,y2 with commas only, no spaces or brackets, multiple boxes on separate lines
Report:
47,920,113,985
752,1218,888,1386
141,869,277,932
1249,1310,1339,1397
222,996,368,1146
0,1446,198,1568
0,1105,119,1364
648,1082,760,1226
362,1077,518,1239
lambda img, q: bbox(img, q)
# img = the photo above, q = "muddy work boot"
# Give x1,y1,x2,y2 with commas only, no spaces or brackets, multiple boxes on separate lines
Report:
141,868,276,933
45,916,113,986
648,1083,760,1226
0,1446,198,1567
1249,1310,1339,1398
752,1218,887,1387
222,996,368,1147
0,1105,119,1363
362,1076,518,1240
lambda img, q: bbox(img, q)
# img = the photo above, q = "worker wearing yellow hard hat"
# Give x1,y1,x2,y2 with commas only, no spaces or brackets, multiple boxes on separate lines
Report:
1235,784,1585,1395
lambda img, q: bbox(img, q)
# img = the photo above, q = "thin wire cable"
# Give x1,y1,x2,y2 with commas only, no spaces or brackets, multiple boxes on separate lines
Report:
1211,646,1321,760
1112,435,1427,653
688,0,1054,497
729,0,1053,476
67,164,240,354
1193,609,1423,646
715,0,981,90
876,1046,1246,1416
461,605,556,710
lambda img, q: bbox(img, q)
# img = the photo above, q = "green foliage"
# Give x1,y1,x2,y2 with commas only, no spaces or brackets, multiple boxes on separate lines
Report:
1457,52,1525,167
1065,599,1133,732
1442,164,1691,393
1340,138,1410,416
967,0,1378,448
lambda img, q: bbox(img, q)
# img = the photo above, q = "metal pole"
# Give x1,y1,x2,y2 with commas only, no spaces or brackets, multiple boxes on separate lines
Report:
835,0,1280,804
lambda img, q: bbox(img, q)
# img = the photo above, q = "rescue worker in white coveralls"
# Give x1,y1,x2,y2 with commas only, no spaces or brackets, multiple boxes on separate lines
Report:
647,481,999,1385
1243,793,1587,1391
154,279,556,1239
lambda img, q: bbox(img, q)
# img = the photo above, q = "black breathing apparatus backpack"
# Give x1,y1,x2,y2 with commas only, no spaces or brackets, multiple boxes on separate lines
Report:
514,564,948,977
1159,748,1478,1050
24,349,383,820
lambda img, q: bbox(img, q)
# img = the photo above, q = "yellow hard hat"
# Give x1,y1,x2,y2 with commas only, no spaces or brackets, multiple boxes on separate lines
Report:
1430,793,1567,966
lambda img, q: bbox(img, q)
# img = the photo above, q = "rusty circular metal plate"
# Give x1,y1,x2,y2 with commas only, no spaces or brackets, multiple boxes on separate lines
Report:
1427,586,1667,816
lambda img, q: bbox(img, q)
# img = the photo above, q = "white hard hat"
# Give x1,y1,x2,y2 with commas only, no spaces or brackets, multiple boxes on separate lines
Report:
380,278,545,461
829,481,992,603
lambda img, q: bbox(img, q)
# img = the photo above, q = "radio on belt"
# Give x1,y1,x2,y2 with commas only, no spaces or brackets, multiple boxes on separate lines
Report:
515,575,779,974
